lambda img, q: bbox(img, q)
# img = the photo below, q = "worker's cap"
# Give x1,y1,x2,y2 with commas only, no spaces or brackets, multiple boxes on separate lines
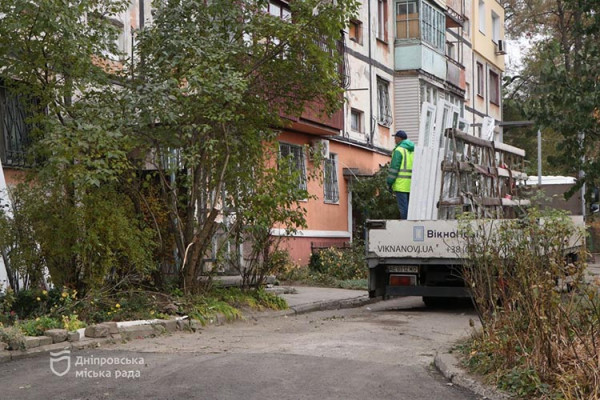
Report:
394,130,407,139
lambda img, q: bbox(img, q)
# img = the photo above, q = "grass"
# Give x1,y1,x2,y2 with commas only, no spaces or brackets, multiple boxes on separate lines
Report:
0,285,288,337
277,265,368,291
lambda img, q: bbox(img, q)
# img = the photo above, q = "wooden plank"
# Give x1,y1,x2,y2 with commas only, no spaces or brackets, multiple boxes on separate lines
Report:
445,128,494,148
493,141,526,157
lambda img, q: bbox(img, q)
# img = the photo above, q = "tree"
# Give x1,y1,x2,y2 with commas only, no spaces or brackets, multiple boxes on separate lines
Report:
522,0,600,196
0,0,156,292
501,0,600,192
349,167,398,240
125,0,358,293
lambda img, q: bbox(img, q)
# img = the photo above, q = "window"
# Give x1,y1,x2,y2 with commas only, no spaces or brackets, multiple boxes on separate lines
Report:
489,70,500,105
350,108,363,132
420,82,439,106
476,62,484,97
279,142,307,191
447,40,455,59
377,77,392,126
349,19,362,44
491,11,500,42
266,0,291,20
377,0,388,41
0,82,32,167
421,2,445,51
395,0,419,39
478,0,485,34
323,154,339,203
397,1,444,51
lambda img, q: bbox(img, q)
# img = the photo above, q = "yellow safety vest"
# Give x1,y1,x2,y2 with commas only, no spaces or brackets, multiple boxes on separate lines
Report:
392,147,414,192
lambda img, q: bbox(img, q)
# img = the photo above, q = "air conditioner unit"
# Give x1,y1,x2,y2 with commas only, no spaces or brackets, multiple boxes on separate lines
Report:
311,139,330,159
496,39,507,55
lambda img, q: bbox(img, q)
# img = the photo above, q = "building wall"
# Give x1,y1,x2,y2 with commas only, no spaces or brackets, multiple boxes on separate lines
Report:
276,130,390,265
467,0,505,133
344,0,396,150
393,74,420,142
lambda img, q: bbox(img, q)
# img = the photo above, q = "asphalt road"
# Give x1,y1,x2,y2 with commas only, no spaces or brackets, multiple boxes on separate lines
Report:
0,296,482,400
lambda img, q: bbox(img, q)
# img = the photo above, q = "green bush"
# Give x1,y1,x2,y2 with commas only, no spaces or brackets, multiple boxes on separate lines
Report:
309,243,366,281
0,325,26,350
17,316,62,336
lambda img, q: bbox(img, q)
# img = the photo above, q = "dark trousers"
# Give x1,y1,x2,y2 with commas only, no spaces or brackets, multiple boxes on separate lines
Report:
395,191,410,220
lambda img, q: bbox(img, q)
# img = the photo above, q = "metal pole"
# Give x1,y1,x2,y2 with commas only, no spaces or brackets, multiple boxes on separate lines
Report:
579,132,586,218
537,128,542,185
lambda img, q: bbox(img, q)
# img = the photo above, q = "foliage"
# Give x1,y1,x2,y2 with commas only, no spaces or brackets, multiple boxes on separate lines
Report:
0,183,156,293
309,242,367,281
0,0,158,294
350,167,398,239
503,0,600,198
459,208,600,398
0,325,26,350
0,288,16,325
180,286,287,325
17,316,62,337
125,0,358,293
61,314,87,332
218,152,319,288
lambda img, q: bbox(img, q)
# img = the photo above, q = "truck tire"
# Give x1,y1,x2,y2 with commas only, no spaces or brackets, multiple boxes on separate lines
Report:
422,296,445,307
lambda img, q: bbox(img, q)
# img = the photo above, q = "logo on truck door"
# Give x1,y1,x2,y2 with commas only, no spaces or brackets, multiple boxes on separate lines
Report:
413,226,425,242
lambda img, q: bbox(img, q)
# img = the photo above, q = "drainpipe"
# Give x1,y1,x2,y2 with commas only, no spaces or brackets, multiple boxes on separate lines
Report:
368,0,374,145
139,0,144,29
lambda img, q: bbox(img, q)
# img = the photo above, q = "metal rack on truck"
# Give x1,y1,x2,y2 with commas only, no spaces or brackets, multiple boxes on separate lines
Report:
366,127,583,305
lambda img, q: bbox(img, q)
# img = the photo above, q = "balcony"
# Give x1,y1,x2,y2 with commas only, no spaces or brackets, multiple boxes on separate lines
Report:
285,103,343,136
446,59,465,89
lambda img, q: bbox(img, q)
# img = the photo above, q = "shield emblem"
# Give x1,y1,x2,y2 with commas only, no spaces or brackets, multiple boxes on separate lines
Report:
50,350,71,377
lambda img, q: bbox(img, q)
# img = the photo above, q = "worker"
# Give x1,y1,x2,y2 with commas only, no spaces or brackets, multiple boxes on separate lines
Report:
387,130,415,219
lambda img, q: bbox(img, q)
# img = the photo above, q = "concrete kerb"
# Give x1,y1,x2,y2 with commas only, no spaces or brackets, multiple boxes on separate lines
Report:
434,347,514,400
0,318,187,364
0,292,379,364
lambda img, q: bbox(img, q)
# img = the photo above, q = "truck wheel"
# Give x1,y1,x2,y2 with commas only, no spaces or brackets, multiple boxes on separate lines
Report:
422,296,444,307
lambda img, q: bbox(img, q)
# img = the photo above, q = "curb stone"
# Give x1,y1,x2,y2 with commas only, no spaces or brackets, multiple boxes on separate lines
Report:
434,349,513,400
0,293,380,364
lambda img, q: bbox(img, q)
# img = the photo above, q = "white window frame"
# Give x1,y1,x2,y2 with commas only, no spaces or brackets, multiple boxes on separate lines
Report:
478,0,485,34
265,0,291,20
491,11,500,43
377,0,388,41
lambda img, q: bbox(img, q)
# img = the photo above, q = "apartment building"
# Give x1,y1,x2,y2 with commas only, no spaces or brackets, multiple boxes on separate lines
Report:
0,0,507,271
466,0,506,138
274,0,392,264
